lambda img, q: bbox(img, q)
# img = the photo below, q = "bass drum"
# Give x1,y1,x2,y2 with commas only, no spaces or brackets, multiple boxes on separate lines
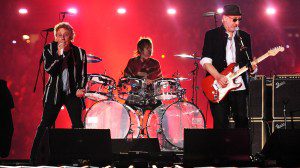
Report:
85,100,140,139
147,101,205,150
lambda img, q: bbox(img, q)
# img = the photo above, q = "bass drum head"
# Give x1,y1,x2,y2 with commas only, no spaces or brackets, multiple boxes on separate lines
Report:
161,101,205,149
85,100,140,139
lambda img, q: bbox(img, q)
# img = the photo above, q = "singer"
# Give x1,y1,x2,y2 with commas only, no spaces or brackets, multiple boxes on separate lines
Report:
200,4,257,129
30,22,87,164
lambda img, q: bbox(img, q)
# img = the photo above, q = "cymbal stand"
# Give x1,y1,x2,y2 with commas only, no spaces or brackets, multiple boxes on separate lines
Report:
190,60,199,105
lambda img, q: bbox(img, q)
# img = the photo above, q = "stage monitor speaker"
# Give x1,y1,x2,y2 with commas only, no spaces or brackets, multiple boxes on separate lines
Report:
229,119,267,155
272,75,300,119
184,128,250,166
261,129,300,166
111,138,161,167
272,119,300,132
37,128,112,166
111,138,160,155
248,75,266,119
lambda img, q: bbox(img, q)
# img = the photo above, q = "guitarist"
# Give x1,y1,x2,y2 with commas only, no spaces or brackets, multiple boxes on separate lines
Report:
200,4,257,129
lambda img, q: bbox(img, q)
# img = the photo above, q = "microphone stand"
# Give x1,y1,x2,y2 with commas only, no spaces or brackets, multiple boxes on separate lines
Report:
283,100,289,129
237,34,252,70
213,14,218,28
237,31,254,148
33,30,51,93
59,12,67,22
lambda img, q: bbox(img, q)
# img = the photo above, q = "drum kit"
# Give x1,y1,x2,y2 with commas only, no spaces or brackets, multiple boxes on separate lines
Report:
84,54,206,151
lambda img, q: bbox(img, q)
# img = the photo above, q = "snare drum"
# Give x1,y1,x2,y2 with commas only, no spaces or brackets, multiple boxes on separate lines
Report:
147,101,205,150
85,100,140,139
85,74,115,101
153,78,180,100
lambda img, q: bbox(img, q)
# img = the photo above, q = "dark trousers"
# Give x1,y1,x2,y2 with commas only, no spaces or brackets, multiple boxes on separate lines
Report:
0,108,14,158
30,93,84,162
210,90,248,129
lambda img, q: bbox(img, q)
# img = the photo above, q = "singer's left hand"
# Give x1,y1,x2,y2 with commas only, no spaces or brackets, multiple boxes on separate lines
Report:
76,89,85,98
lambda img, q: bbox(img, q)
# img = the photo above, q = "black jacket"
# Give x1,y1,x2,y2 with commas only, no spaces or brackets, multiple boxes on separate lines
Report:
43,42,87,105
202,25,253,89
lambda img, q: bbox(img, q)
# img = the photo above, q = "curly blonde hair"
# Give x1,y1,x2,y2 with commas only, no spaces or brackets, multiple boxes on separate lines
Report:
54,22,75,41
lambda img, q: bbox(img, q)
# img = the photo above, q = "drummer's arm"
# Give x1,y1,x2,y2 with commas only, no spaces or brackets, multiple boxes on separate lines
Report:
147,62,162,80
124,59,136,77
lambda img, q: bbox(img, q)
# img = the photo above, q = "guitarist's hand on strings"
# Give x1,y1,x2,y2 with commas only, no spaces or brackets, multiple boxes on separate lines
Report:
216,74,228,88
250,57,258,73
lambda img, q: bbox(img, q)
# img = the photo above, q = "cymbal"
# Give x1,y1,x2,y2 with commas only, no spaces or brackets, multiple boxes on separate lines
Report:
87,54,102,63
174,77,191,81
174,54,202,60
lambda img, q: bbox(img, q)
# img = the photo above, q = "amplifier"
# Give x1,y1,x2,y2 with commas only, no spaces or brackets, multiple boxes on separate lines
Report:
272,75,300,119
248,75,266,119
272,119,300,132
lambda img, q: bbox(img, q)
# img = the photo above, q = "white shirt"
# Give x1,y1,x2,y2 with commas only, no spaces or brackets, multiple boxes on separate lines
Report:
200,31,246,91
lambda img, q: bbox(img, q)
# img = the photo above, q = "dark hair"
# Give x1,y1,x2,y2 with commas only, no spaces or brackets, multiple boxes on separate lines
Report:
135,37,152,56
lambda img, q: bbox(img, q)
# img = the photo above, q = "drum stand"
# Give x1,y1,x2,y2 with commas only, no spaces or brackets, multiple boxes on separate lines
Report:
129,106,148,138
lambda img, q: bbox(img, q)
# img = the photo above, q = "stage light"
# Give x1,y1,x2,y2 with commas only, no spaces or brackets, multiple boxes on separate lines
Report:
22,34,30,40
266,7,276,15
217,8,224,14
286,45,290,49
19,8,28,14
12,40,17,44
68,8,78,14
161,54,165,59
167,8,176,15
117,8,126,14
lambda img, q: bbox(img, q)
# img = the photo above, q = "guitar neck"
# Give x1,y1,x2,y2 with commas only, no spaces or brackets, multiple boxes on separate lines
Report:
229,52,269,80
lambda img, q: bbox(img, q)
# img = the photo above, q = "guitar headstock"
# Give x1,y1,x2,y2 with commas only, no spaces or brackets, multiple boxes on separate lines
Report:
268,46,285,56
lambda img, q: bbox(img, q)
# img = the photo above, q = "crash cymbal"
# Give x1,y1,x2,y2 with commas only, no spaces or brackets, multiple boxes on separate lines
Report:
174,54,202,60
174,77,191,81
87,54,102,63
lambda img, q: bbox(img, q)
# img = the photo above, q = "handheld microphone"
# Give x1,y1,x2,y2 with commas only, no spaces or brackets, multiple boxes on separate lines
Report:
235,27,240,38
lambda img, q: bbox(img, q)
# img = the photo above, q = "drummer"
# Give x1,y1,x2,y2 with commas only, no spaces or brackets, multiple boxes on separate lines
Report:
123,37,162,111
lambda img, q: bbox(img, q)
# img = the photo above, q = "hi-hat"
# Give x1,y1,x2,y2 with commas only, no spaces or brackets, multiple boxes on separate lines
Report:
87,54,102,63
174,54,202,60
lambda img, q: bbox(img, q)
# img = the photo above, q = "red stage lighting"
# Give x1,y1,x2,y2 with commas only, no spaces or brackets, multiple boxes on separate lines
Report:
68,8,78,14
117,8,126,14
167,8,176,15
18,8,28,14
266,7,276,15
217,8,224,14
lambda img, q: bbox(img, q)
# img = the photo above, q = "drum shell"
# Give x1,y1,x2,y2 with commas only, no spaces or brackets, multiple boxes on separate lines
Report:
153,78,179,100
147,101,206,150
85,100,140,139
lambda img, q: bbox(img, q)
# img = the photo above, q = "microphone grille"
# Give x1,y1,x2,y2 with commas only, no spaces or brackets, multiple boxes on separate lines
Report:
235,27,240,31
